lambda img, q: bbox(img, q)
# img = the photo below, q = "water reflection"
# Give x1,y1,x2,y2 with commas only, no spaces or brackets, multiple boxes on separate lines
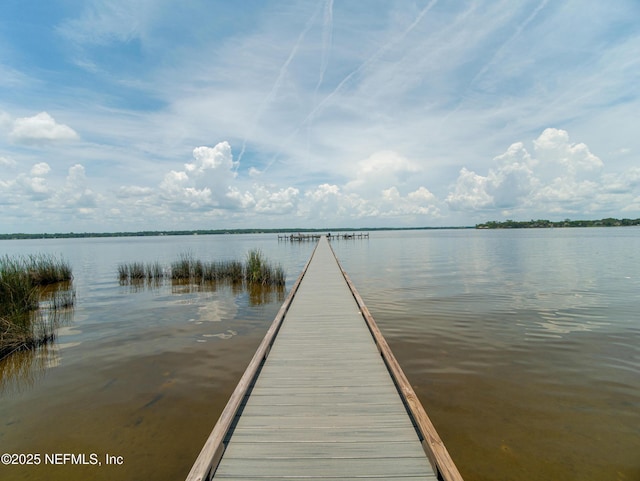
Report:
39,280,76,309
194,296,238,323
122,276,285,307
120,277,163,292
0,281,75,389
247,283,285,306
120,275,242,293
1,273,284,391
0,343,60,393
200,330,238,341
2,274,283,390
170,279,225,294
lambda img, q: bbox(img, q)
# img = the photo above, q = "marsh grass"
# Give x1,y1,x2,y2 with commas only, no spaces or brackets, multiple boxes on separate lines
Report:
171,253,195,280
0,255,75,360
200,260,243,282
118,261,165,283
25,254,73,285
147,261,163,281
118,250,285,287
245,249,285,286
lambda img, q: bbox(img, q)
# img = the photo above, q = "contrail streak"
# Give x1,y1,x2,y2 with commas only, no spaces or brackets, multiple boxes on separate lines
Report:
237,2,323,166
264,0,438,171
472,0,550,84
314,0,334,97
303,0,437,127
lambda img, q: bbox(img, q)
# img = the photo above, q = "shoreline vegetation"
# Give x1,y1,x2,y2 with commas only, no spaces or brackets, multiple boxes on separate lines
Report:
0,254,75,360
476,217,640,229
1,218,639,240
118,249,285,287
0,226,470,240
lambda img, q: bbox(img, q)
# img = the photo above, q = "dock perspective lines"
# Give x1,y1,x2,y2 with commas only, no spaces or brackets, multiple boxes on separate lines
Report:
187,236,462,481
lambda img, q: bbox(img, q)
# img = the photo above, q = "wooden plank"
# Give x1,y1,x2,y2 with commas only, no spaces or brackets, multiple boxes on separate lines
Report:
215,457,436,478
222,440,428,459
231,413,414,429
214,478,432,481
249,369,392,386
224,425,423,443
238,392,402,408
245,384,401,396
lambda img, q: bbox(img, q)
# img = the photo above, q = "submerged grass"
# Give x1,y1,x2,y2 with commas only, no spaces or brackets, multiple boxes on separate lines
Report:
0,255,75,360
118,250,285,287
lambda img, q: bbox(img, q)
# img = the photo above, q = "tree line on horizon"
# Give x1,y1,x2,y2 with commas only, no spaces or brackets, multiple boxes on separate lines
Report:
0,226,468,241
476,218,640,229
3,218,638,239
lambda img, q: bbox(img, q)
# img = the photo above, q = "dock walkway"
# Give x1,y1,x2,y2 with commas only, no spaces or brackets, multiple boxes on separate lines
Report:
187,236,462,481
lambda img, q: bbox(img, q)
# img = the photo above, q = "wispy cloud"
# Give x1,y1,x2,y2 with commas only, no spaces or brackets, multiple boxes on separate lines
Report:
471,0,551,86
314,0,334,97
0,0,638,232
237,1,325,165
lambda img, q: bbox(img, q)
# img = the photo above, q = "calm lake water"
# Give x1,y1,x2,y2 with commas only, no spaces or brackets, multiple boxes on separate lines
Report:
1,229,638,481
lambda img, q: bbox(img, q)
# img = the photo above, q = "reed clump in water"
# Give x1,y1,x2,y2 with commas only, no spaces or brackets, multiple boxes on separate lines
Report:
118,250,285,287
245,249,285,286
118,261,164,282
0,255,75,359
24,254,73,285
201,260,244,283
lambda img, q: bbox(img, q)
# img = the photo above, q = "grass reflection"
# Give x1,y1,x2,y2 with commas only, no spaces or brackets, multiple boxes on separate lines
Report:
247,283,285,306
0,341,60,393
1,252,75,360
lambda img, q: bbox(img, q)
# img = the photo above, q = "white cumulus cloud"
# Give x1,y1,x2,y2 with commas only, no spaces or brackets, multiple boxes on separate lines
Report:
253,185,299,214
9,112,79,144
379,186,440,217
159,141,241,210
346,150,421,195
446,128,627,217
446,167,494,211
30,162,51,176
187,144,237,175
301,181,439,223
51,164,101,211
13,162,53,200
533,128,603,179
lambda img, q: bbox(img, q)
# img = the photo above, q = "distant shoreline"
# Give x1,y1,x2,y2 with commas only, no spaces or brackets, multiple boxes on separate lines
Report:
0,226,472,240
476,217,640,229
2,218,639,240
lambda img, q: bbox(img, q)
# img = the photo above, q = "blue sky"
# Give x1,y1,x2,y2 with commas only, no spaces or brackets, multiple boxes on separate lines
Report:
1,0,639,232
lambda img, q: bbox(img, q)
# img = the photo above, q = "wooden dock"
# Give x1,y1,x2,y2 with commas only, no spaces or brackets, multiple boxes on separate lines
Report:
277,232,369,241
187,236,462,481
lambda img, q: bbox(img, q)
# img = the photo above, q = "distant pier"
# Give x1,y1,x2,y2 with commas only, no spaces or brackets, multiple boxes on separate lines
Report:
278,232,370,241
